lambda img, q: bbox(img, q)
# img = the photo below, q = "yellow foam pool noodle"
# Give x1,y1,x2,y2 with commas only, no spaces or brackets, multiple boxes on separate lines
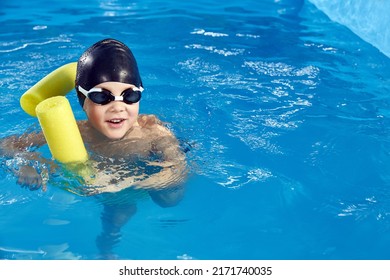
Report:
20,62,77,117
36,96,88,163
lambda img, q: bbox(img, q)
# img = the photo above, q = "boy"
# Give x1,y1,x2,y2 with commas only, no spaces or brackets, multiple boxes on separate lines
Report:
0,38,187,258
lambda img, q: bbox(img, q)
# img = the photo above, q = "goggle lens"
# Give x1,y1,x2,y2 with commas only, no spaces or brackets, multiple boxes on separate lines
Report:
88,89,113,105
122,88,142,104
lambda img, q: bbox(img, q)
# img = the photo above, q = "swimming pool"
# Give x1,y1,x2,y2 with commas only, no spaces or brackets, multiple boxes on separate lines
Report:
1,0,390,260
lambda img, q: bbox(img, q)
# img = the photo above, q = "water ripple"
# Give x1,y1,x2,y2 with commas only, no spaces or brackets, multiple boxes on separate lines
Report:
0,37,71,53
185,44,245,57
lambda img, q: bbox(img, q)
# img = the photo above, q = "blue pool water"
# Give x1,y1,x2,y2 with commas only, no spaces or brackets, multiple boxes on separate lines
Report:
1,0,390,260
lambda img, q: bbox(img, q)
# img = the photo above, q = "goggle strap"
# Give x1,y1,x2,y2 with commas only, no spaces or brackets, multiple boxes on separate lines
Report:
77,85,142,104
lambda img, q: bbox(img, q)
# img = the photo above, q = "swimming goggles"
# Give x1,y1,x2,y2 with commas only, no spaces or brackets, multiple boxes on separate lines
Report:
78,85,143,105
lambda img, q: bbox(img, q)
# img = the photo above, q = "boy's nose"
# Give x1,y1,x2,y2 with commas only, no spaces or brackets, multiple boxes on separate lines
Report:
108,101,126,112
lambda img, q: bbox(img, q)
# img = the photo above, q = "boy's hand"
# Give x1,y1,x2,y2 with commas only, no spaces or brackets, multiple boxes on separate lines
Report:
16,165,46,191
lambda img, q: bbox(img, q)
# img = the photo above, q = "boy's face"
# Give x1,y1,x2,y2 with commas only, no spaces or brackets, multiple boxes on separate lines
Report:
83,81,140,140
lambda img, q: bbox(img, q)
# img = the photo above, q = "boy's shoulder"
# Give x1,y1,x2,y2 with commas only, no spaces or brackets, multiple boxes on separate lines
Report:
137,114,173,137
137,114,161,127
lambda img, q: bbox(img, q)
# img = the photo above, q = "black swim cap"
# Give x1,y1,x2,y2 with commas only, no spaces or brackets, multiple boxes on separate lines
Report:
75,38,143,107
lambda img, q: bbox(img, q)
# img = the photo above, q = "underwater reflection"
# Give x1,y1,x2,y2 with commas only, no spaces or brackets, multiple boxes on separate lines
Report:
93,185,185,259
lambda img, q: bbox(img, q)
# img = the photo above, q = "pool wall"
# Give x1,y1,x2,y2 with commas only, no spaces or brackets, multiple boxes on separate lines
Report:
308,0,390,58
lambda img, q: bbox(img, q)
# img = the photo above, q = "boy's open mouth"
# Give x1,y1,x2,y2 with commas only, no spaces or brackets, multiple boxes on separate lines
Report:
107,118,125,124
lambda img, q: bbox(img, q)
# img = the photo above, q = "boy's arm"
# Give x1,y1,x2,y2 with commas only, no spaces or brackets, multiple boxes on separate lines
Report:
138,123,188,207
137,114,187,172
0,131,46,157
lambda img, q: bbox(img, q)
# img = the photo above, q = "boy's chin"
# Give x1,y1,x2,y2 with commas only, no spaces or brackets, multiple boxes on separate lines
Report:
102,130,127,140
106,134,126,140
